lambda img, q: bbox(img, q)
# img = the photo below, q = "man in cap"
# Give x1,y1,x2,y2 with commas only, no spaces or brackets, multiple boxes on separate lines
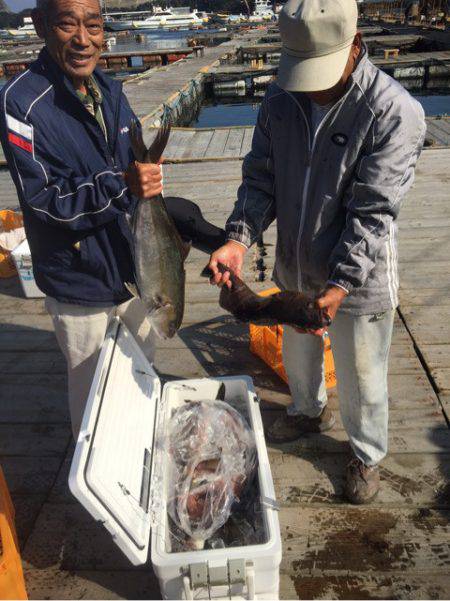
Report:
208,0,426,503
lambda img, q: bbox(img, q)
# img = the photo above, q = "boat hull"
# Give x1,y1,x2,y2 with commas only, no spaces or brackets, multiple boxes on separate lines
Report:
104,21,133,31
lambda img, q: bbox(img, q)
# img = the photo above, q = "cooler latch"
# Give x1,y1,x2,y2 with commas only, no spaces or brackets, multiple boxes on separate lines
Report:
183,559,254,600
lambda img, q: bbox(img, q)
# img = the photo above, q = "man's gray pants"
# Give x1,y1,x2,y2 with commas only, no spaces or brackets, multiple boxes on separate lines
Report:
45,296,155,440
283,310,395,466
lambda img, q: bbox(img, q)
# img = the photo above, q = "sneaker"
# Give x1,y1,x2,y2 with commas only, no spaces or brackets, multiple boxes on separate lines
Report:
345,457,380,504
266,406,335,443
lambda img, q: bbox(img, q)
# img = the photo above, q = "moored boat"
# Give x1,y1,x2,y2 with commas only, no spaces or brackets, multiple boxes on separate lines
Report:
7,17,37,38
103,15,134,31
132,6,204,30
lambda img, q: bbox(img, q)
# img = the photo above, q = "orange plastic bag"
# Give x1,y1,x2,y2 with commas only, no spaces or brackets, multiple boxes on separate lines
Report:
0,466,27,600
249,287,337,388
0,210,24,278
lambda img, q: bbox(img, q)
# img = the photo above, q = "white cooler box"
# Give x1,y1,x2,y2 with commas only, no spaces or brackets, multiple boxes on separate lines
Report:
69,319,282,600
11,239,45,298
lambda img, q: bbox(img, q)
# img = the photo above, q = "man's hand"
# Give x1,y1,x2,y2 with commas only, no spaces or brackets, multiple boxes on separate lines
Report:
124,161,163,199
207,241,248,289
307,285,348,337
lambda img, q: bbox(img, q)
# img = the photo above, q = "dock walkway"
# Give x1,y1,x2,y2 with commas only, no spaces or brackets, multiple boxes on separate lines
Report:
0,139,448,597
123,29,263,126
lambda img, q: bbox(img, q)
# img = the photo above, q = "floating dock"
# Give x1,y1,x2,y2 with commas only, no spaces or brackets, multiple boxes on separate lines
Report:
0,46,206,77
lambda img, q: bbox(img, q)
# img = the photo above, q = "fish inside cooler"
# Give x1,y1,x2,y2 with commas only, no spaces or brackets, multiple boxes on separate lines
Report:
153,378,272,556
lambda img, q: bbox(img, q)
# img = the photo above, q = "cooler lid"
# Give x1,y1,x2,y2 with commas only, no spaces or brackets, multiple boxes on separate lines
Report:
69,318,161,566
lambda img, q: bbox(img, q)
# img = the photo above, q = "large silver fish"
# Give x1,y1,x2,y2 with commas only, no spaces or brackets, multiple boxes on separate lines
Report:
127,121,190,339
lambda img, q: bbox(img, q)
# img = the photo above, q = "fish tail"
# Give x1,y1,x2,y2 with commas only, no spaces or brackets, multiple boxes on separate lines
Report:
130,119,172,164
130,120,147,163
148,119,172,164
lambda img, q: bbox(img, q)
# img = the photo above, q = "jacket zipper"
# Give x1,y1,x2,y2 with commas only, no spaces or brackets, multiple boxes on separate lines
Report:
110,88,122,168
285,85,355,290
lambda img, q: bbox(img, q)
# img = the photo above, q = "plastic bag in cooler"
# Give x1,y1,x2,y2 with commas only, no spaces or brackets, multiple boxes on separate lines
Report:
166,400,258,550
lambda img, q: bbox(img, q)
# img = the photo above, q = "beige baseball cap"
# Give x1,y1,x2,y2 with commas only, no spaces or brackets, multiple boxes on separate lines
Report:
277,0,358,92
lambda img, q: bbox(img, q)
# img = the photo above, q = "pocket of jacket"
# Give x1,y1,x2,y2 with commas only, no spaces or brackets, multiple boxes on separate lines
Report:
79,236,107,279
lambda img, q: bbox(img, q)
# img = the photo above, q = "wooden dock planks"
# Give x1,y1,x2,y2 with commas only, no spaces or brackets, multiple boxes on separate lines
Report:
0,147,448,599
143,118,450,167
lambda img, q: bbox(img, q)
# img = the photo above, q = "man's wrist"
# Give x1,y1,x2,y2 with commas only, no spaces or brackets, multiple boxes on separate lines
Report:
327,280,350,295
226,238,249,253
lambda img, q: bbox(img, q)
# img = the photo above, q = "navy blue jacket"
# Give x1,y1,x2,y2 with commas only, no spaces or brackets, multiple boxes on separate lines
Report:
0,48,138,306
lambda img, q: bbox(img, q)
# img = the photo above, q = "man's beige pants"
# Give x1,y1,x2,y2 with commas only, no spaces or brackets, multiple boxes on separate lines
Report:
45,296,155,440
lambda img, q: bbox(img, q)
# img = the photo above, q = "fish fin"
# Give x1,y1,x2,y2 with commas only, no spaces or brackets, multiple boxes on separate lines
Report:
147,119,172,164
125,281,140,298
215,382,226,401
181,240,191,261
130,121,147,163
200,265,213,278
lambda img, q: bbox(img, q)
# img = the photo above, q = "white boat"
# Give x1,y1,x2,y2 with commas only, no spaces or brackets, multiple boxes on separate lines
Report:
228,13,246,23
247,0,277,22
195,11,210,24
8,17,37,38
132,6,204,30
103,15,134,31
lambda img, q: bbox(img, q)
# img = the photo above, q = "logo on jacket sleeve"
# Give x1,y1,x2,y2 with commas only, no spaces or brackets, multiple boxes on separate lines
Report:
120,126,129,135
6,114,33,153
332,133,348,146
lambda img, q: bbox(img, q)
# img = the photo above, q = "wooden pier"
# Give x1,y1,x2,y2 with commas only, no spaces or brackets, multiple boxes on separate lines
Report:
0,120,449,169
0,139,448,599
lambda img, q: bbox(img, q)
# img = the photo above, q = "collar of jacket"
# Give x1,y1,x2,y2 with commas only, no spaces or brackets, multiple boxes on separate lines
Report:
36,47,123,158
84,74,104,105
347,42,369,90
36,47,123,126
37,46,122,101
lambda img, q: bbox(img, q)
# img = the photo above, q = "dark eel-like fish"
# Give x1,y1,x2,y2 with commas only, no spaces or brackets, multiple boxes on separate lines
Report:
204,263,331,330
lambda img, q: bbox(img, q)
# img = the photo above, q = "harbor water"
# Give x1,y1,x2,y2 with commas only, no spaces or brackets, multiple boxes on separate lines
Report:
191,93,450,127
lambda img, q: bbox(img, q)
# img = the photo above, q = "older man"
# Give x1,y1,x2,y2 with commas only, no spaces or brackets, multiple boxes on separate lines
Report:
209,0,426,503
0,0,162,438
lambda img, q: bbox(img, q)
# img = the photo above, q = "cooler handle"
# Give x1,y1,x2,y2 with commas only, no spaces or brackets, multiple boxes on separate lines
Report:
183,561,256,600
246,566,256,599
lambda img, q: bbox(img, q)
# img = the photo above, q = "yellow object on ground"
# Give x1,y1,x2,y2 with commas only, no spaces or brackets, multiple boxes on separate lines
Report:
0,210,24,278
0,465,28,600
249,287,337,388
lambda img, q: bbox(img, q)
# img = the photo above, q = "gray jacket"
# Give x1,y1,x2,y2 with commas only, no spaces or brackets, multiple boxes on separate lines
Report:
225,49,427,314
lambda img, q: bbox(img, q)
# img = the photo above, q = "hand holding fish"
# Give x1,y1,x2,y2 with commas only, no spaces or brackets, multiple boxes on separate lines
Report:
208,241,248,289
124,160,163,199
304,285,348,337
202,262,331,332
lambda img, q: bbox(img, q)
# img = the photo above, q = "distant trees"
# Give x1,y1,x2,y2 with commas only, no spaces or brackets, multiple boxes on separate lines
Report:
0,8,31,28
